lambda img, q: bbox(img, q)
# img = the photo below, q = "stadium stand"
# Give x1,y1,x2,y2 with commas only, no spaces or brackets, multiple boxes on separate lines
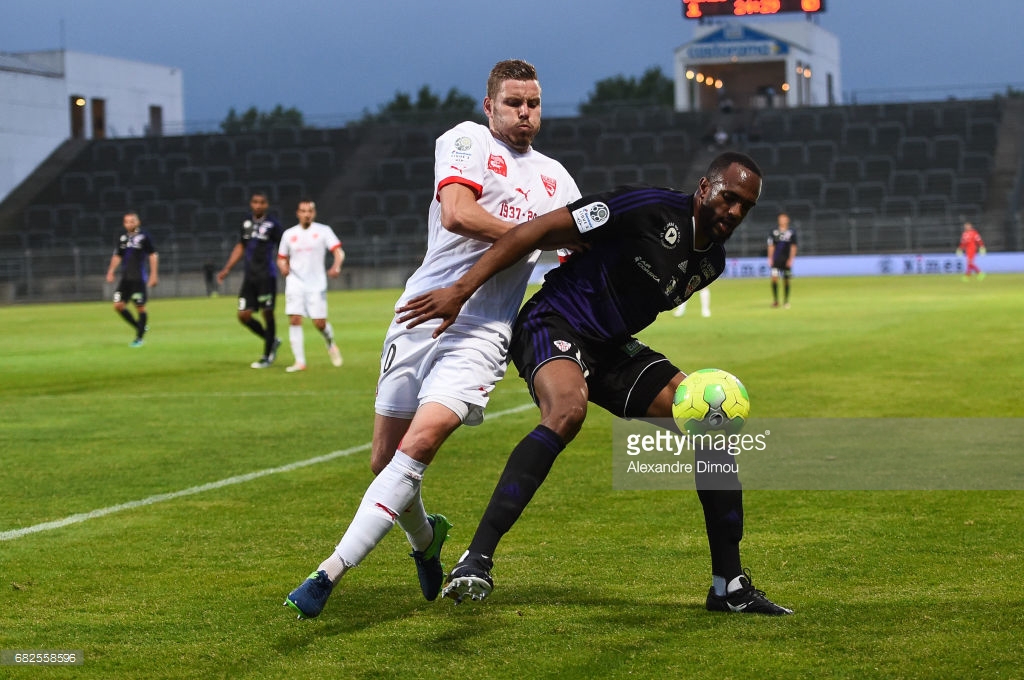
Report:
0,97,1014,303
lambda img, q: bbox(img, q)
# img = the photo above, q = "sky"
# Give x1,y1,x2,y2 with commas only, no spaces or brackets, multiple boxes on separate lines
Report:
2,0,1023,127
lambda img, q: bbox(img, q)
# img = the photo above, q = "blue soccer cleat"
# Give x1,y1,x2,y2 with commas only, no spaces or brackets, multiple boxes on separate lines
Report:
410,514,452,601
284,570,336,619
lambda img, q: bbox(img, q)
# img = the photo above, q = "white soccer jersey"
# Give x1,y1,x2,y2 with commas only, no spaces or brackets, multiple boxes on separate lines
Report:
396,121,581,330
278,222,342,293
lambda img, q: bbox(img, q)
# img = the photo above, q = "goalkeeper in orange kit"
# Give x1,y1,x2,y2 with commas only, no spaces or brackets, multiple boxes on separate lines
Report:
957,221,986,281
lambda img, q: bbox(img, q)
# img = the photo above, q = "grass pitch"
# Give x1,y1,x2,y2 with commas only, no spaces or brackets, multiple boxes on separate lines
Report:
1,275,1022,679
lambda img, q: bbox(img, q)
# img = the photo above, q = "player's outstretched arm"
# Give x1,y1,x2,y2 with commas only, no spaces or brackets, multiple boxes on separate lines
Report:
397,207,577,336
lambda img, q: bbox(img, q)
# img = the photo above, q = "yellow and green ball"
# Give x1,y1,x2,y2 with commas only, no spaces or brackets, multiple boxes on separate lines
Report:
672,368,750,435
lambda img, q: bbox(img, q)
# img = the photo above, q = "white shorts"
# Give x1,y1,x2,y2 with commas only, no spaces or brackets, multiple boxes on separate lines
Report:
285,288,328,319
374,318,510,426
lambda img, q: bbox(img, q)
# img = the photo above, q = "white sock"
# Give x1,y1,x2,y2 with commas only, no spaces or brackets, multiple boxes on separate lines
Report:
289,324,305,365
712,575,728,596
700,288,711,315
326,451,426,579
321,321,335,347
396,482,433,552
726,573,747,594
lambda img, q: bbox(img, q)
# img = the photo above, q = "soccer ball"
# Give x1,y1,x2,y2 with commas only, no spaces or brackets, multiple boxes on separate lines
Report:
672,368,750,435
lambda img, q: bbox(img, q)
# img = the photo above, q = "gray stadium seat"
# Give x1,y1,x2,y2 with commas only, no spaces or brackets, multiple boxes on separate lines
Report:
898,137,932,169
854,182,887,212
817,109,847,138
967,120,999,150
842,124,873,151
873,122,904,153
862,156,894,184
765,176,793,201
775,142,807,172
100,186,131,211
917,194,950,219
907,106,940,137
174,167,206,196
193,208,224,232
640,164,673,187
923,169,955,196
881,196,916,219
140,201,172,225
60,172,92,203
268,127,300,148
822,182,855,211
350,191,382,217
377,159,408,187
745,143,775,168
132,185,159,204
277,148,307,173
793,174,824,202
932,136,964,170
91,141,122,170
806,140,837,173
596,133,629,163
939,105,969,135
953,178,987,205
628,133,658,162
382,190,415,216
610,165,641,186
889,170,923,197
831,156,863,182
24,205,54,231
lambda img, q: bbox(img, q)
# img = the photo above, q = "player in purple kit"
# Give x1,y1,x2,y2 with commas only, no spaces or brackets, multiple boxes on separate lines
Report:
399,152,792,615
105,211,158,347
768,212,798,308
216,191,285,368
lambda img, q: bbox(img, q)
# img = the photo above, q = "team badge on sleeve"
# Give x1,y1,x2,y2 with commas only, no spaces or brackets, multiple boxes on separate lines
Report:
571,202,610,233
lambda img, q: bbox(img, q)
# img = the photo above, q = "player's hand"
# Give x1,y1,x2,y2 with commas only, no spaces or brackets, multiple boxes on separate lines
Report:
395,287,466,337
216,270,227,283
328,266,341,278
956,249,963,256
980,247,987,256
105,272,115,283
148,274,159,288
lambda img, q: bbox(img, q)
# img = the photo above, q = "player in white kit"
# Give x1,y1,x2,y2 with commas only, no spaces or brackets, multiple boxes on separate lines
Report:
277,200,345,372
285,59,581,618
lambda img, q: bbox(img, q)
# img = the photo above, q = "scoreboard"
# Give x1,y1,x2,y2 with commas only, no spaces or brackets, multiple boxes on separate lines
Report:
682,0,825,19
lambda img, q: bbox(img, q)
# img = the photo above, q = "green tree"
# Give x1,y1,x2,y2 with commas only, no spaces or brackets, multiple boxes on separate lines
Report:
219,105,305,133
580,66,674,114
362,86,477,123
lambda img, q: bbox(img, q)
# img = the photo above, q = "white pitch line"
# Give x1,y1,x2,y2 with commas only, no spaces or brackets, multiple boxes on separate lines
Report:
0,402,536,542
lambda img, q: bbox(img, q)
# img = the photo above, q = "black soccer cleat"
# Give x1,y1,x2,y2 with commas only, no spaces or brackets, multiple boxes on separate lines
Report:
705,569,793,616
441,550,494,604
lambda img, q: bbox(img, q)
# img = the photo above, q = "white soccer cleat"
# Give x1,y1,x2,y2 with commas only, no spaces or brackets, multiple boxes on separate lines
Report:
285,363,307,373
327,344,343,367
